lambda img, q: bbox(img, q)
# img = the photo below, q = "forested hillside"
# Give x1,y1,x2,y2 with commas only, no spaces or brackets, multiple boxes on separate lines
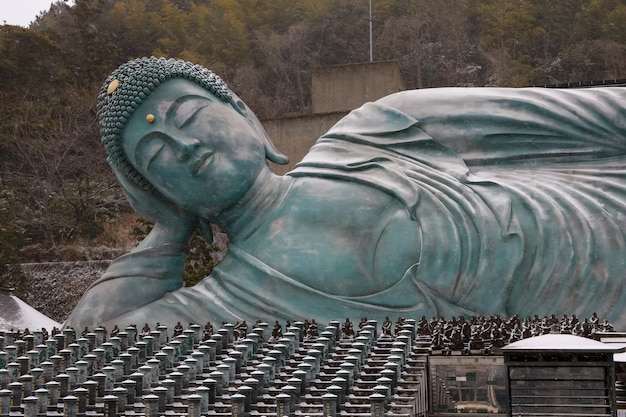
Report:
1,0,626,275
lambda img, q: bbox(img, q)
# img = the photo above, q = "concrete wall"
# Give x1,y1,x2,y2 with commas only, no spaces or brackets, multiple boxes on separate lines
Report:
311,60,405,113
263,60,406,175
20,261,110,322
263,111,348,175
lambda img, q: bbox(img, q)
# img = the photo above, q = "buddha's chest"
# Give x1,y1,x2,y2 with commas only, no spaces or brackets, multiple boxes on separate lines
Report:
234,181,421,296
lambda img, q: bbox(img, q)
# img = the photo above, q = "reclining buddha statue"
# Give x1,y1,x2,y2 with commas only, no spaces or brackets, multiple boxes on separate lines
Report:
64,57,626,330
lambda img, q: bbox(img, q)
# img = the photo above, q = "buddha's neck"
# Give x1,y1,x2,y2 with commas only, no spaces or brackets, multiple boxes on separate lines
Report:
215,167,293,240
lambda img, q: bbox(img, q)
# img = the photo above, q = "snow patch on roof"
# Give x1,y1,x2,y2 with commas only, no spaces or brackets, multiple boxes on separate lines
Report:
503,333,626,352
0,288,60,332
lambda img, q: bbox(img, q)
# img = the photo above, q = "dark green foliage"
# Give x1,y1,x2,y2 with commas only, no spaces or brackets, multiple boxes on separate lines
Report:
129,217,223,286
0,183,30,298
183,232,222,287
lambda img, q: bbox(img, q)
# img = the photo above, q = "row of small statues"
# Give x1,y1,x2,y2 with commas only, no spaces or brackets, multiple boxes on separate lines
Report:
6,327,60,344
3,318,360,354
413,312,615,352
4,313,615,352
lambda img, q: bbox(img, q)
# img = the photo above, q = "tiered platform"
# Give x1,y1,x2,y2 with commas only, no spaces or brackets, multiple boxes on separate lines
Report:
0,319,428,416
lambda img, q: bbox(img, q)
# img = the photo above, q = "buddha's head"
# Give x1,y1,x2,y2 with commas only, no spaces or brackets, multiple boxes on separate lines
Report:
98,57,287,217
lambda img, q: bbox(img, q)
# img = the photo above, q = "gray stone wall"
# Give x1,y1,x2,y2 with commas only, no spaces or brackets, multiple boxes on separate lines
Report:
21,261,110,324
263,60,405,175
264,111,348,174
311,60,405,113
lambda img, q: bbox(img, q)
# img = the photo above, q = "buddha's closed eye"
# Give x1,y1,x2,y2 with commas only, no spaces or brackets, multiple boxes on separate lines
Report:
172,95,212,129
179,104,209,129
136,133,169,169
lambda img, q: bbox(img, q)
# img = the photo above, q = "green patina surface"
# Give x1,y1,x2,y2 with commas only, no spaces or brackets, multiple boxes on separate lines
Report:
65,57,626,330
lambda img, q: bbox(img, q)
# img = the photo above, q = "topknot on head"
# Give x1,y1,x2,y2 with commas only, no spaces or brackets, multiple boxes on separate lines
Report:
97,57,232,193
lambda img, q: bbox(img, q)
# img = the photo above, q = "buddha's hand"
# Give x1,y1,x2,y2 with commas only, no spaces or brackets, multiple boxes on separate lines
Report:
61,170,195,331
113,169,198,246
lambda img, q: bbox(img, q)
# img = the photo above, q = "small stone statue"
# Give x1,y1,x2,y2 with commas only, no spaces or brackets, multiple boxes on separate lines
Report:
417,316,430,336
234,320,248,340
358,318,368,331
140,323,151,338
173,321,184,337
382,317,393,337
271,321,282,340
602,319,614,332
431,328,444,351
342,318,355,339
447,327,464,352
305,319,319,339
202,321,213,341
394,317,406,335
110,324,120,338
468,335,484,353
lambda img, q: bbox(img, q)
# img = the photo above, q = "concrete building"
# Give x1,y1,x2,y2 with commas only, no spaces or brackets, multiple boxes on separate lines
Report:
264,60,405,174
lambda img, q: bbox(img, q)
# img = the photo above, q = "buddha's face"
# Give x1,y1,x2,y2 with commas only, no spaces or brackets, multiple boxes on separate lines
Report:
121,78,266,218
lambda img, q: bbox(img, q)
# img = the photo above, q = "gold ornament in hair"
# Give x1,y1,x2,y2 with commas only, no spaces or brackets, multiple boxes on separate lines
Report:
107,79,120,95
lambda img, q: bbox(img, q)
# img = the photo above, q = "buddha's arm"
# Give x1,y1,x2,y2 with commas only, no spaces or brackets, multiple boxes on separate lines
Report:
63,221,192,330
378,87,626,165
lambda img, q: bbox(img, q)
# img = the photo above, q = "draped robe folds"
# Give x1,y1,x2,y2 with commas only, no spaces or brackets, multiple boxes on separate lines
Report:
65,87,626,330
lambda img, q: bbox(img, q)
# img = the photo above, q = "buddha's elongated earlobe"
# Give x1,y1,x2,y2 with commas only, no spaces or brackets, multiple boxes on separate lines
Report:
228,90,289,165
244,108,289,164
264,138,289,165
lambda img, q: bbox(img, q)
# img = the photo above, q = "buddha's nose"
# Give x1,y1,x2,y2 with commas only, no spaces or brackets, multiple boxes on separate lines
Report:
174,136,201,161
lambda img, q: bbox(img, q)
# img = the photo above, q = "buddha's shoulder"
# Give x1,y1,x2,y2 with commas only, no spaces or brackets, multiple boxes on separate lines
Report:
288,175,397,205
278,176,410,227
